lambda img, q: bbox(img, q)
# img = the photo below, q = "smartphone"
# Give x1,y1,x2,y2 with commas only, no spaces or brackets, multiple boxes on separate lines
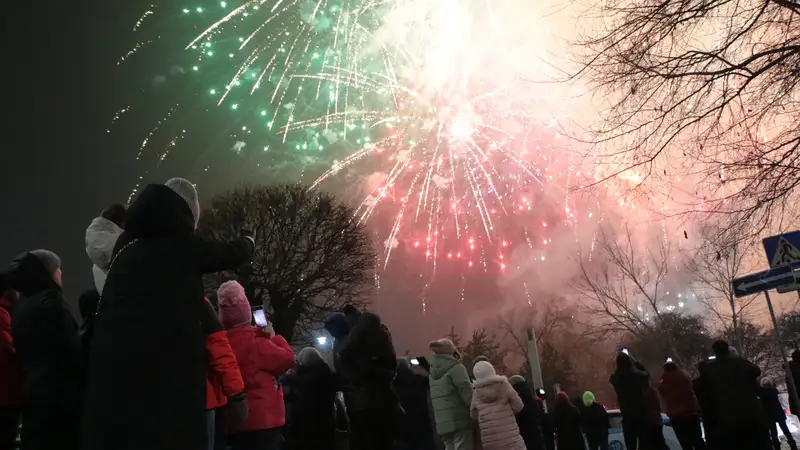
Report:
410,358,420,365
253,309,267,328
708,355,716,360
621,347,630,355
666,357,673,363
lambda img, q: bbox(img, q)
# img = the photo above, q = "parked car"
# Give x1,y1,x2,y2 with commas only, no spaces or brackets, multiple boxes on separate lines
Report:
606,409,681,450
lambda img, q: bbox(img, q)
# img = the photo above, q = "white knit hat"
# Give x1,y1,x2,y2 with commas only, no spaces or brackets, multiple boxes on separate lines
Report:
165,178,200,228
473,360,497,381
297,347,324,366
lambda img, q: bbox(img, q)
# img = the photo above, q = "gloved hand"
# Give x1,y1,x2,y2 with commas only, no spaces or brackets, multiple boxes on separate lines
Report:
227,393,249,424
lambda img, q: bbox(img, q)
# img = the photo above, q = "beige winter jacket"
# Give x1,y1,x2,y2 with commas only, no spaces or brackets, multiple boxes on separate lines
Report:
470,375,526,450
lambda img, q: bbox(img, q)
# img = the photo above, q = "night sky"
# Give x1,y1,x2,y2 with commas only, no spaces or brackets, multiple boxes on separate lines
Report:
1,0,149,300
0,0,552,354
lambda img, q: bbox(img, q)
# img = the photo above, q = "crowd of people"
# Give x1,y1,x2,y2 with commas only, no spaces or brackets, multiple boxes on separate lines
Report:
611,341,800,450
0,175,799,450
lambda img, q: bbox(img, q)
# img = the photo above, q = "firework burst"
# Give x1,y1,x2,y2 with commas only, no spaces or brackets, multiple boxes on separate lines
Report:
120,0,613,281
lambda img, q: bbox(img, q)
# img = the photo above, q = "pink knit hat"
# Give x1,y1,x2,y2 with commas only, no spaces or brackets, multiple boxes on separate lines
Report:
217,280,252,329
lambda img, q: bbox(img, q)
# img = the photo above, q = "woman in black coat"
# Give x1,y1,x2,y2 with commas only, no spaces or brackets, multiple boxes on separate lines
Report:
553,392,586,450
283,347,338,450
8,250,84,450
509,376,545,450
81,179,254,450
393,358,436,450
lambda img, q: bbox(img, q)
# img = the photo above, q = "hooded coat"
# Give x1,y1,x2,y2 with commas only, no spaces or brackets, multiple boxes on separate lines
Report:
553,392,585,450
393,359,436,450
609,353,649,418
470,374,526,450
760,384,786,422
335,311,397,413
8,253,84,450
701,354,765,427
85,217,124,295
428,352,474,435
81,184,254,450
658,366,700,419
283,358,338,450
509,377,545,450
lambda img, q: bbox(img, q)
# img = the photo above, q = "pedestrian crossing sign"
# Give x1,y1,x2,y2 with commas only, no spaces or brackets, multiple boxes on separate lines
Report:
762,232,800,293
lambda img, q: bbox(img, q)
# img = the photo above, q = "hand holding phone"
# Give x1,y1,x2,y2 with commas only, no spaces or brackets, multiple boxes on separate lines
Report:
253,309,267,328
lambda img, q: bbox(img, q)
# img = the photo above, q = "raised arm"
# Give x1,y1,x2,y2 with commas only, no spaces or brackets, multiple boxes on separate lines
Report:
190,235,254,274
254,332,296,375
506,382,524,413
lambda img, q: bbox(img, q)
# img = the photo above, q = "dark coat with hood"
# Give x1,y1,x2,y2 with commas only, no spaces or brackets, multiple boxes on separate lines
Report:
610,353,649,418
760,384,786,422
701,354,765,427
510,379,545,450
334,310,397,413
9,253,84,450
81,184,254,450
552,393,585,450
283,361,338,450
393,359,436,450
790,357,800,415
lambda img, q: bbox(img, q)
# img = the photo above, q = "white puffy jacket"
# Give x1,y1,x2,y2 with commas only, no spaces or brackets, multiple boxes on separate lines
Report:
85,217,123,294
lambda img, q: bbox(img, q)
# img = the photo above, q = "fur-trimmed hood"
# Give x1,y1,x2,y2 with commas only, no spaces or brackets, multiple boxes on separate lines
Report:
474,375,510,403
86,217,123,270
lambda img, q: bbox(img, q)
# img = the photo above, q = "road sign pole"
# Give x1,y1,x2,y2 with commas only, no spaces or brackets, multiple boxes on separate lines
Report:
765,290,800,414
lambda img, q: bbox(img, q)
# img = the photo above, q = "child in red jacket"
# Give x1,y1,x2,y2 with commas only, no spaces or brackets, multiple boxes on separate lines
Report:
0,278,21,450
202,299,246,450
218,281,295,450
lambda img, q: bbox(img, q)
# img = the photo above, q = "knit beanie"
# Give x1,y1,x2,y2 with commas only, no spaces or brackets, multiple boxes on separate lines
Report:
165,178,200,229
582,391,596,407
30,250,61,277
429,338,457,355
298,347,324,366
474,355,490,364
509,375,526,386
217,280,251,329
472,361,497,381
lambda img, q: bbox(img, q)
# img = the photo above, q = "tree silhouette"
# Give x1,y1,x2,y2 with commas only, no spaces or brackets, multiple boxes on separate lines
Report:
199,184,375,343
575,0,800,238
624,313,713,375
462,328,507,374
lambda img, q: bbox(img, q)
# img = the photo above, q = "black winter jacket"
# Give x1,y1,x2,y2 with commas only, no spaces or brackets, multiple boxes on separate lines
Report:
336,312,397,412
511,381,545,450
9,253,84,450
284,362,338,449
81,184,253,450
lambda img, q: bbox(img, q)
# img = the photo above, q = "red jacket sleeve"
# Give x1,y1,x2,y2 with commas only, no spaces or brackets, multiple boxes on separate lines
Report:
205,330,245,397
0,308,13,360
254,333,295,375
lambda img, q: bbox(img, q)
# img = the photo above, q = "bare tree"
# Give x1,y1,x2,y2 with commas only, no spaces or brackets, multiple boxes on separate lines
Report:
573,224,696,364
685,224,761,349
199,184,375,343
575,0,800,237
496,299,616,400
